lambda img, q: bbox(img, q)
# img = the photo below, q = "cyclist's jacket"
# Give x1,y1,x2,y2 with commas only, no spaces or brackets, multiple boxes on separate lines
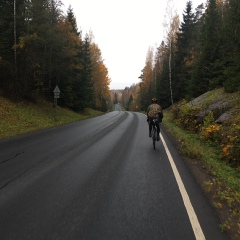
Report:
147,103,163,119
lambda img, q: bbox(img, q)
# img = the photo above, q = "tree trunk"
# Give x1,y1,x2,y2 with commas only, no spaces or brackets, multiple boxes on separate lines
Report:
14,0,17,87
169,38,173,105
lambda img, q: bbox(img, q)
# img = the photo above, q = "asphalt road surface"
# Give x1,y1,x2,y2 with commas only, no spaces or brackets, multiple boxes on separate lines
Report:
0,105,229,240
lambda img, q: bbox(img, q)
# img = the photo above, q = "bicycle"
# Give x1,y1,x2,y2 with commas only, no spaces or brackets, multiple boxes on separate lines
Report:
150,118,159,149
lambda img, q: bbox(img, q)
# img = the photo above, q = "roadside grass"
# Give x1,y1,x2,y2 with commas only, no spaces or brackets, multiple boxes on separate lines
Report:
0,96,104,139
163,111,240,239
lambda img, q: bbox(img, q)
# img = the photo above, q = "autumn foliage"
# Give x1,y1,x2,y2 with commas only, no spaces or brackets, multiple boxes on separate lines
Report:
169,94,240,169
0,2,111,112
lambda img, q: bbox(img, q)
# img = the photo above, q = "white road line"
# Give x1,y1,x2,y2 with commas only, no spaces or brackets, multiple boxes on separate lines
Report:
160,133,206,240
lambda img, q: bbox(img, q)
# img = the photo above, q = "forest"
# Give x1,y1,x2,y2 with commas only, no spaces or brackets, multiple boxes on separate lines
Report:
0,0,112,112
1,1,239,236
117,0,240,111
1,0,240,112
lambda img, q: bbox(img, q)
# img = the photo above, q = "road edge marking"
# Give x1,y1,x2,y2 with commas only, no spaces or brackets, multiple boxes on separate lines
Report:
160,133,206,240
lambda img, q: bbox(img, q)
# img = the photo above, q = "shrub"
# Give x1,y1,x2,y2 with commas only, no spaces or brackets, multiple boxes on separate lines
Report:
171,100,202,133
221,124,240,168
200,124,222,141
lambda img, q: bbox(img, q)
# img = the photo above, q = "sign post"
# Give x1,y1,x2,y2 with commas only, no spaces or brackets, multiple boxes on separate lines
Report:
53,85,60,107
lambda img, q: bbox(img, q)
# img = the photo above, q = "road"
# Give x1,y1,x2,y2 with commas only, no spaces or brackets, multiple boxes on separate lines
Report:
0,105,229,240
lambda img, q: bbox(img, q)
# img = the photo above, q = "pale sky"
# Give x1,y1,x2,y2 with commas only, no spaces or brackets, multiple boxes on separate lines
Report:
61,0,205,90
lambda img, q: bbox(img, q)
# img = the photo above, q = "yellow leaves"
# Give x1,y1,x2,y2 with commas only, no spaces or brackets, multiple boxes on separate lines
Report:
200,124,221,140
54,19,81,56
89,42,111,110
219,123,240,166
222,144,231,157
171,98,240,167
14,33,39,50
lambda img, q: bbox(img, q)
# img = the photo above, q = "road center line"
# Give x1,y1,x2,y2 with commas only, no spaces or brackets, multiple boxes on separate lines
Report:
160,133,206,240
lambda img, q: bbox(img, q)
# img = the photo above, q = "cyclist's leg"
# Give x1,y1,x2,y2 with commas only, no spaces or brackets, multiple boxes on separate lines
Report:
156,123,160,135
156,123,160,141
149,118,153,137
153,126,156,149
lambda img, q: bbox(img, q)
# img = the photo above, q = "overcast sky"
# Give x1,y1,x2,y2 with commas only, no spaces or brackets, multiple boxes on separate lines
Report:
61,0,205,90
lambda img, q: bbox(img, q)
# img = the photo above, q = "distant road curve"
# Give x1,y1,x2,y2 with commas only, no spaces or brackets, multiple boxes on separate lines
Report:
114,103,122,111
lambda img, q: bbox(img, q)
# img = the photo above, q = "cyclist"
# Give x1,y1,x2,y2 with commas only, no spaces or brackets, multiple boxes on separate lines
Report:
147,98,163,141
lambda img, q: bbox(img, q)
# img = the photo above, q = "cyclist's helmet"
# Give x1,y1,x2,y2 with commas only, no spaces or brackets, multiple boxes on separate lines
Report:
151,98,158,103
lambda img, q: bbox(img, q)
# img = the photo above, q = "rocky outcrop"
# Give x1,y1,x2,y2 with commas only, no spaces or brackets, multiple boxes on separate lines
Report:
188,89,238,125
215,112,233,123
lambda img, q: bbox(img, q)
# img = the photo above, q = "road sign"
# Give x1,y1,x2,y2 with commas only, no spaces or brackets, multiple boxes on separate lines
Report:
53,85,60,98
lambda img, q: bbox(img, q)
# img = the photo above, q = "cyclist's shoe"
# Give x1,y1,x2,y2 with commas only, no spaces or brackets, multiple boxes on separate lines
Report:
149,132,152,137
157,135,160,141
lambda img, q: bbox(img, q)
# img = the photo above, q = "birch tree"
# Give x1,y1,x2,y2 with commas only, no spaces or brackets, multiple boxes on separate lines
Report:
163,0,178,105
14,0,17,82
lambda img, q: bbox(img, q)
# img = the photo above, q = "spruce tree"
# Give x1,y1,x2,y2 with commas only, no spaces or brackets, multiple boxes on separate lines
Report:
173,1,195,100
114,92,118,104
188,3,205,98
156,57,172,108
67,6,80,36
194,0,221,95
223,0,240,92
127,94,133,111
80,35,94,109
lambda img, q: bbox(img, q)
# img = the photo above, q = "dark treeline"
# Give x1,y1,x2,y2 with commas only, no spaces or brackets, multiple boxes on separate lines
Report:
139,0,240,110
0,0,111,112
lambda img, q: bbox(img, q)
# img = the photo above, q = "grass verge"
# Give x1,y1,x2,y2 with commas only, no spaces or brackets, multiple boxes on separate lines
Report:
0,96,104,139
163,111,240,239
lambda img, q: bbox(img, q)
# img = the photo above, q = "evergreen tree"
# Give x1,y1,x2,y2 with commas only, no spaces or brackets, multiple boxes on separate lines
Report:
173,1,195,100
0,0,26,92
67,6,80,36
138,68,149,110
223,0,240,92
14,0,62,100
188,3,205,98
59,7,83,109
114,92,118,104
156,56,172,108
82,35,94,108
0,0,111,109
193,0,221,95
72,34,93,110
127,94,133,111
